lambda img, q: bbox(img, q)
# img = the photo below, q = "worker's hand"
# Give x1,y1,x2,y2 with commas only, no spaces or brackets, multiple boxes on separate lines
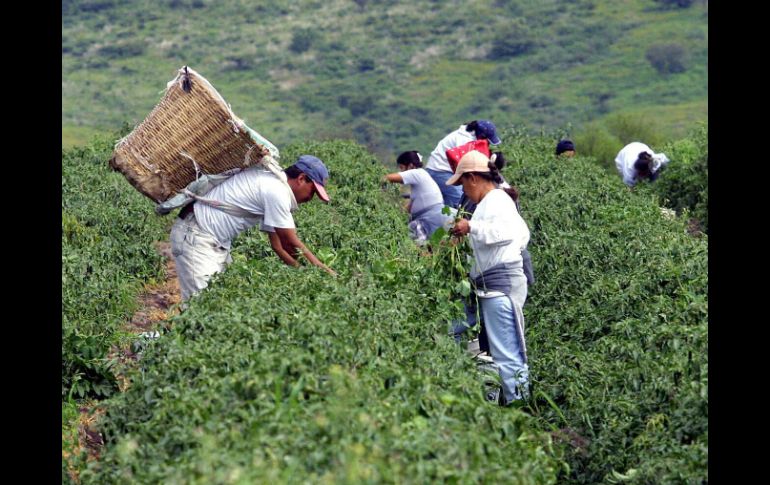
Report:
450,218,470,237
323,265,338,277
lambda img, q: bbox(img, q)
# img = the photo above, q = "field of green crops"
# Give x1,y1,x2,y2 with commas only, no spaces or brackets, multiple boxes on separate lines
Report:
62,124,707,483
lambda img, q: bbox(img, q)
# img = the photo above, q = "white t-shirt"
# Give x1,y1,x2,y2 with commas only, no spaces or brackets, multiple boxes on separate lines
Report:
468,189,530,280
194,167,297,248
399,168,444,215
425,125,476,173
615,142,670,187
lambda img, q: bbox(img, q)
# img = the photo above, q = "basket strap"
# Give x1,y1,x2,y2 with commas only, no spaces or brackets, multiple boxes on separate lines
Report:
182,189,260,221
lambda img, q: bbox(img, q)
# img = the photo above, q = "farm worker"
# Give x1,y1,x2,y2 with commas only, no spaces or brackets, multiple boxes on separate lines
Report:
382,151,456,245
450,141,534,286
451,148,535,361
424,120,501,208
448,149,531,406
614,141,670,187
171,155,336,301
555,139,576,157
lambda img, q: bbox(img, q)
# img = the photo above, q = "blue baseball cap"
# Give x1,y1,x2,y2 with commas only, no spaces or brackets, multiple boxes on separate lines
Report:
294,155,330,202
475,120,501,145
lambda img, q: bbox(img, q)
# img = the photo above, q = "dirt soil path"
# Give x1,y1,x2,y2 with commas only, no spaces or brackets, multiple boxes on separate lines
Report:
66,241,181,482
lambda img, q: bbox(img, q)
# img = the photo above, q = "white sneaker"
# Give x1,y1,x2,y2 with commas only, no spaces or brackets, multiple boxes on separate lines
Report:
474,351,494,364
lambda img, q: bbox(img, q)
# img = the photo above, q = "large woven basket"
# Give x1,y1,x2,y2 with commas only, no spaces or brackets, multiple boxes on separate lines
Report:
109,66,278,203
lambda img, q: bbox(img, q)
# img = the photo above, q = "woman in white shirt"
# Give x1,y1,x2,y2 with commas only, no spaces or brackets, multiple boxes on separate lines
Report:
382,151,455,245
448,149,530,405
615,141,670,187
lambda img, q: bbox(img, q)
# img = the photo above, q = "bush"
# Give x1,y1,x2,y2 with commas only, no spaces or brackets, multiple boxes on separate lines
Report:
650,124,708,232
572,122,623,171
489,20,537,59
98,40,146,59
654,0,696,8
573,114,665,172
529,94,556,109
339,93,377,117
68,0,117,13
222,55,253,71
646,43,690,74
289,28,320,54
604,112,664,147
357,57,376,72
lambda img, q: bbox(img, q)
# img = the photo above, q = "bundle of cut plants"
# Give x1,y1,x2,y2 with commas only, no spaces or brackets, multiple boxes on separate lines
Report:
109,66,279,204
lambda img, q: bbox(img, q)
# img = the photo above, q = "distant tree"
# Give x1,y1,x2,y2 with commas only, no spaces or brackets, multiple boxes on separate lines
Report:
588,91,614,114
604,113,664,147
646,43,690,74
489,21,536,59
358,58,375,72
573,122,623,171
654,0,695,8
290,28,320,54
98,41,145,59
339,93,376,116
223,55,253,71
529,95,555,109
73,0,117,13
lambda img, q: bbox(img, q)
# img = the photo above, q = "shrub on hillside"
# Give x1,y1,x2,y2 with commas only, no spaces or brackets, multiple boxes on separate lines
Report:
654,0,696,8
572,122,623,170
604,112,664,147
489,20,537,59
290,28,320,54
646,43,690,74
98,40,146,59
573,114,666,172
650,124,708,232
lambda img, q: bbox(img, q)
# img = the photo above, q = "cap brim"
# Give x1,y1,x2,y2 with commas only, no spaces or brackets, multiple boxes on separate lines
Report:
488,134,501,145
446,172,463,186
313,181,330,202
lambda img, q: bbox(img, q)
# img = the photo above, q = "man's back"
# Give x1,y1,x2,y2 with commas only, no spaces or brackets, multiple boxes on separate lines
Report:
194,168,296,247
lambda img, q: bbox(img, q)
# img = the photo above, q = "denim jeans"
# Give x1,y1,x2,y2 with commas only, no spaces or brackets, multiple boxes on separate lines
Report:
452,302,479,341
479,295,529,403
425,168,463,208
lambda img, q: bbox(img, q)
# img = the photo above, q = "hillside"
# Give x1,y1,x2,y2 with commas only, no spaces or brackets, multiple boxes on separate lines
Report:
62,0,708,158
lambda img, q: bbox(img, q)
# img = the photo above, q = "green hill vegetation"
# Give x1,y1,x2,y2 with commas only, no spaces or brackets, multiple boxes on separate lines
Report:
62,0,707,160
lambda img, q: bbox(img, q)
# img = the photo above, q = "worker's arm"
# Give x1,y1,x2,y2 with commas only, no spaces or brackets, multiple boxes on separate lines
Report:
274,227,337,276
268,231,299,267
382,173,404,184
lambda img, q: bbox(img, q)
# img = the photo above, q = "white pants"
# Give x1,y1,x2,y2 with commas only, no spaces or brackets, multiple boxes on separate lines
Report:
170,214,231,301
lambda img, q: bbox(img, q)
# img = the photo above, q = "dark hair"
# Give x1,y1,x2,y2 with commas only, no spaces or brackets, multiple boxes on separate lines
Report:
284,165,303,179
396,151,422,168
463,152,519,203
555,139,575,155
465,120,479,134
634,151,653,175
